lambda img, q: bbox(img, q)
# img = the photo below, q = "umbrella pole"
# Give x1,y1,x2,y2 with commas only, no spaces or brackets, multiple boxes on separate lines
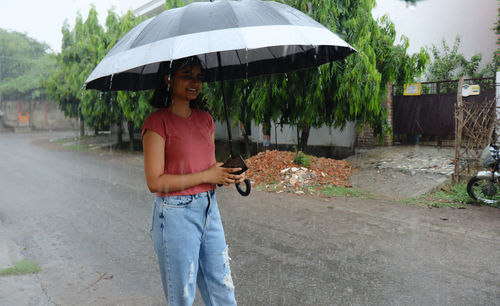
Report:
216,52,251,197
217,52,234,157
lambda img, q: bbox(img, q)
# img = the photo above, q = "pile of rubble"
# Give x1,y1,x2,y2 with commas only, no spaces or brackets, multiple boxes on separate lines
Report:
244,150,351,193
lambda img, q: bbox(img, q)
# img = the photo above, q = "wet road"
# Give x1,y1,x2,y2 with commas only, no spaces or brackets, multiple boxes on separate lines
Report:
0,132,499,305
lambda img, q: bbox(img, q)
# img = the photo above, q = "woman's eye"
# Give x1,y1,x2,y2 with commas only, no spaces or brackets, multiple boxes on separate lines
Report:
179,74,203,81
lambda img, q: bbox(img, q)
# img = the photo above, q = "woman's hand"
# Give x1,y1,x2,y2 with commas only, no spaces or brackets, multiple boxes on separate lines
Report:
235,171,246,184
204,162,243,186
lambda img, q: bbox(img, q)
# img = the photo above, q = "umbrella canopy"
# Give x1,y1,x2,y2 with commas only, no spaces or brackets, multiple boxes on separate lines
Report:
85,0,356,91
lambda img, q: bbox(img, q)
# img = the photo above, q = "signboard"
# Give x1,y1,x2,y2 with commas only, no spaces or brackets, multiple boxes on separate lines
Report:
403,83,422,96
462,84,480,97
18,112,30,126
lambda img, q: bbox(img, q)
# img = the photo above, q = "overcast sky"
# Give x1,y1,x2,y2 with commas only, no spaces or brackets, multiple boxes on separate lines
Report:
0,0,497,66
372,0,497,66
0,0,140,52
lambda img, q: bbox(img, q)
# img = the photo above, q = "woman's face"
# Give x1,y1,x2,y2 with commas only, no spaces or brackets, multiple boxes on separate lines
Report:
167,64,203,102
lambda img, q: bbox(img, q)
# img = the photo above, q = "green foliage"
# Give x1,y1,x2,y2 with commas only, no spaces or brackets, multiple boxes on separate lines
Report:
320,185,371,198
0,29,55,101
164,0,185,9
40,0,430,149
293,151,312,168
205,0,429,151
426,36,489,81
404,183,489,209
44,6,149,135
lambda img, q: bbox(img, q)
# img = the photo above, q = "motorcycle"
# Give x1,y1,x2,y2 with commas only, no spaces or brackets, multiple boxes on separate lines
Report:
467,144,500,204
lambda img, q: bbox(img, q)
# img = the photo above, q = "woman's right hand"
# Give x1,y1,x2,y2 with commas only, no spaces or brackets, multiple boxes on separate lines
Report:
204,162,242,186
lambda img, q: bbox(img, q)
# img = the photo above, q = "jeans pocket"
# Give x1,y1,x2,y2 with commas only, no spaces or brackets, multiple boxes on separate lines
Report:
164,195,194,208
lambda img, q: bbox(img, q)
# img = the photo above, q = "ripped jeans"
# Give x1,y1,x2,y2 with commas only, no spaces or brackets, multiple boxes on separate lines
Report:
150,190,237,306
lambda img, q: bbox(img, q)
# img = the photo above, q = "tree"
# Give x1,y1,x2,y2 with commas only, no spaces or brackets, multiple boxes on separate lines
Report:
203,0,428,153
104,9,152,149
44,9,110,136
0,29,55,101
45,7,147,138
426,36,484,81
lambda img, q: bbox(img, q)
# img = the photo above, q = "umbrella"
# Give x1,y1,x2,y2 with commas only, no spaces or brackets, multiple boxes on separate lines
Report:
85,0,356,196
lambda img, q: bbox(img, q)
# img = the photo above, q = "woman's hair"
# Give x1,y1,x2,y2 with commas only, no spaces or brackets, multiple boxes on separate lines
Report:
149,56,204,109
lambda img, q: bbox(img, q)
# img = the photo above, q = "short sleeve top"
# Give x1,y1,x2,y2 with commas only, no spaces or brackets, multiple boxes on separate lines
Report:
142,108,216,196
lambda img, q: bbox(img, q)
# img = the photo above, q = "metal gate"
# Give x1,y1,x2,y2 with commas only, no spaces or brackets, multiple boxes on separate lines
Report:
392,78,495,138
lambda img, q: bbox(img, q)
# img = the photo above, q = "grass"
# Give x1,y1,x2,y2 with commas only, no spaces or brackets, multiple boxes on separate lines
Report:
293,151,312,168
320,185,372,198
0,259,41,276
404,183,480,208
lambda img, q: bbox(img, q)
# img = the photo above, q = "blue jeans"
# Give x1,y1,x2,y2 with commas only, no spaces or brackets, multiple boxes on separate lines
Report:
150,190,237,306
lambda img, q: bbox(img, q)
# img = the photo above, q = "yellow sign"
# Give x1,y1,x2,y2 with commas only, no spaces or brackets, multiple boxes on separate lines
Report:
403,83,422,96
462,84,480,97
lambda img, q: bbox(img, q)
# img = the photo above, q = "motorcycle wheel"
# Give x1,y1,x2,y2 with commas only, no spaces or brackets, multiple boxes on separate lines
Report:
467,176,500,204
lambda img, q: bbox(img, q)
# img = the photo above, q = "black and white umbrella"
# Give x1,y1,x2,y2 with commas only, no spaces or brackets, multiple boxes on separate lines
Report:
85,0,355,90
85,0,356,196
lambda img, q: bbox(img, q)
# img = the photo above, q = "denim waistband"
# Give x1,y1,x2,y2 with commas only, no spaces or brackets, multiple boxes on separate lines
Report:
156,189,215,201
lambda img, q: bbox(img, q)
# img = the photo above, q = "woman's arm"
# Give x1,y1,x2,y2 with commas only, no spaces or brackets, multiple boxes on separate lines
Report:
143,130,242,193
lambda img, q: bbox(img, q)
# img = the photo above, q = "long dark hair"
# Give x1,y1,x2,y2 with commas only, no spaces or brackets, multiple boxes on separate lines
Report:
149,56,204,109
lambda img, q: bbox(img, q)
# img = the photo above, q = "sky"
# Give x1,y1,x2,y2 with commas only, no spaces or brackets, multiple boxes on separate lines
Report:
372,0,497,68
0,0,498,67
0,0,140,53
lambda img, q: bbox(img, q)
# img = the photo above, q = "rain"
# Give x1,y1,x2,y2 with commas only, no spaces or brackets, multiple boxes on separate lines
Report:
0,0,499,305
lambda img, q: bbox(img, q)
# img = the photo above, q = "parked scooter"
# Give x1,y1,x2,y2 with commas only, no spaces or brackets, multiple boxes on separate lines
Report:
467,144,500,204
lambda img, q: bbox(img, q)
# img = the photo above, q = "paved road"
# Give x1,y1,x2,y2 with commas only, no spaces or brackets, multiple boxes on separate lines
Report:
0,132,499,305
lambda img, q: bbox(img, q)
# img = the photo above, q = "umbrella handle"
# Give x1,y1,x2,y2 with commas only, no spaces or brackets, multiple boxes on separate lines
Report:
235,179,251,196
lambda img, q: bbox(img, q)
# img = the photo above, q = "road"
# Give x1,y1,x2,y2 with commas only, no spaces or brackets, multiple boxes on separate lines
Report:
0,132,499,305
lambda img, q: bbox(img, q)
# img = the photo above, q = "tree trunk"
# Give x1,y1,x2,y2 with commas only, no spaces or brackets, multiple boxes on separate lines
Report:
240,120,252,156
127,121,134,152
117,119,123,145
298,122,310,152
262,121,271,151
79,110,84,137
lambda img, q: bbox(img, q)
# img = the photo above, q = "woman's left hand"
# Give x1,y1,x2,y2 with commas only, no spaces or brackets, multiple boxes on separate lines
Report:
234,172,246,184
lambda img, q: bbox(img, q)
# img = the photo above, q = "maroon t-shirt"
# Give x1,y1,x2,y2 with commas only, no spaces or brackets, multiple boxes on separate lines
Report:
142,108,216,196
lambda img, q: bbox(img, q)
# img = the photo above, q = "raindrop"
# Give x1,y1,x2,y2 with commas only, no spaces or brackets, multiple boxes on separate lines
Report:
109,74,114,90
243,87,246,98
285,73,288,82
245,48,249,80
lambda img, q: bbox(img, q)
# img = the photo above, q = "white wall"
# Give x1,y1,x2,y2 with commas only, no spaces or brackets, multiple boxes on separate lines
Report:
372,0,497,71
215,120,356,149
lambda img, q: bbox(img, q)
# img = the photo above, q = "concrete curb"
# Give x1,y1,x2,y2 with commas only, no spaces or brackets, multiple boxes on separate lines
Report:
0,220,23,270
0,220,54,305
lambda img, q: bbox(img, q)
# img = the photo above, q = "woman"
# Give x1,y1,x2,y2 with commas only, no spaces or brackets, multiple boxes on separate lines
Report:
142,56,242,305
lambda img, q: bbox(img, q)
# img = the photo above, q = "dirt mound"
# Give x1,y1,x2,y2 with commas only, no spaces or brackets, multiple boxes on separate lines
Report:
245,150,351,192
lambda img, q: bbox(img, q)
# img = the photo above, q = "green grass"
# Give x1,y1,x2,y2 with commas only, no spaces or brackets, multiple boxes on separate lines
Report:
51,137,76,145
320,185,372,198
0,259,41,276
293,151,312,168
404,183,474,208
